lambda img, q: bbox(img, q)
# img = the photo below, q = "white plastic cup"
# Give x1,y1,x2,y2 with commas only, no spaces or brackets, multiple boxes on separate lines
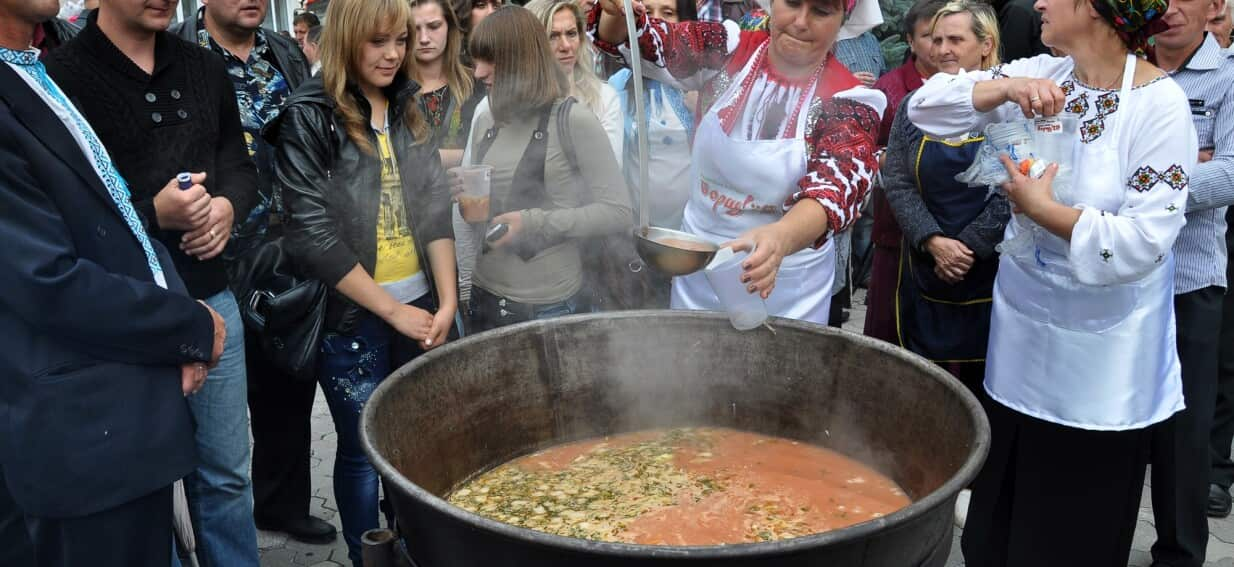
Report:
450,165,493,223
704,245,768,331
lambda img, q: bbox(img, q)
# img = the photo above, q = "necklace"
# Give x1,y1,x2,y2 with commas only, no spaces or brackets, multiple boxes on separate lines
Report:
1074,65,1125,90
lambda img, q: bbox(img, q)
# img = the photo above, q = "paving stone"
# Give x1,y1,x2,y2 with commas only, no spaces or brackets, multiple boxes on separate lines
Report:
258,547,298,567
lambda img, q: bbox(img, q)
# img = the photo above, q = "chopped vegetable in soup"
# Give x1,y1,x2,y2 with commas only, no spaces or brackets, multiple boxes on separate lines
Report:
446,427,910,545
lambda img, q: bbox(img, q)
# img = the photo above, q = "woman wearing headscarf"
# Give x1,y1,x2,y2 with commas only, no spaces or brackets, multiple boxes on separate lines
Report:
589,0,886,324
906,0,1197,562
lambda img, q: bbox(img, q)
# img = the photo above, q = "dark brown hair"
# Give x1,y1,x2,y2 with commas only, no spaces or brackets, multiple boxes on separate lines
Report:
469,6,570,124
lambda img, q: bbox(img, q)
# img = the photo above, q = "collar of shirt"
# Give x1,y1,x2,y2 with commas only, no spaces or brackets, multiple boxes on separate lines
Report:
1180,33,1230,72
0,45,38,66
195,6,270,64
79,12,176,80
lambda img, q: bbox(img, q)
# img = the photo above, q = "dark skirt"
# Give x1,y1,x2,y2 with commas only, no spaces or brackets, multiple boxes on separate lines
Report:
862,244,900,343
961,395,1151,567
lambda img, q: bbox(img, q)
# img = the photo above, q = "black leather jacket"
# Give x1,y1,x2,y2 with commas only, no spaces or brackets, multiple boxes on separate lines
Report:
264,76,454,334
169,14,310,93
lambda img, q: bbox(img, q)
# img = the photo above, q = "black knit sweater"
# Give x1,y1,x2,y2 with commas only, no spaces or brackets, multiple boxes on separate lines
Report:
46,14,257,299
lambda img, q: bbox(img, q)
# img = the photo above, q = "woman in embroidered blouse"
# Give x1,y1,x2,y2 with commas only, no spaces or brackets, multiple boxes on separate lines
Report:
528,0,625,163
905,0,1196,562
590,0,886,324
412,0,482,170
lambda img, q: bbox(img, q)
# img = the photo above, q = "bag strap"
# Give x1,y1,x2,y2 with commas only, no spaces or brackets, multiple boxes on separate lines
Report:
555,97,582,177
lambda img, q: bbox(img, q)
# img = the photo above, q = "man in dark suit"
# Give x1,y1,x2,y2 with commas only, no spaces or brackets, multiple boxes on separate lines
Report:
0,1,226,565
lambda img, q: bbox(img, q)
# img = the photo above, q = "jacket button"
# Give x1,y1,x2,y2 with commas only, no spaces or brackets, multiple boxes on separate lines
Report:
177,109,188,119
145,92,157,103
96,225,107,237
152,112,163,124
170,89,181,100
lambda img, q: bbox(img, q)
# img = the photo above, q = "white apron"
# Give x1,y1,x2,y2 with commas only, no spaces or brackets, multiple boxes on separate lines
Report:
984,54,1184,431
670,43,836,325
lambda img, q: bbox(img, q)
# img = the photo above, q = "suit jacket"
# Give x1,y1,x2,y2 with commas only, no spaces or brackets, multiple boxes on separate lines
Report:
0,63,215,519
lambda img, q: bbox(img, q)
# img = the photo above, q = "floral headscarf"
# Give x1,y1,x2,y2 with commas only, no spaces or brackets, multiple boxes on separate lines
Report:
1089,0,1171,57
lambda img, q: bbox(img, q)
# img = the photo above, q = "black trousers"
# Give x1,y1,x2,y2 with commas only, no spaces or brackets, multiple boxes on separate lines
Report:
24,485,173,567
0,467,34,567
1211,241,1234,489
1151,286,1225,567
247,332,319,525
961,397,1150,567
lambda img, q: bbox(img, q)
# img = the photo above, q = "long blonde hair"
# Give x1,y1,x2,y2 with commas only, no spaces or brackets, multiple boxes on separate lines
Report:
411,0,475,106
930,0,1002,69
319,0,429,154
469,6,570,124
525,0,604,115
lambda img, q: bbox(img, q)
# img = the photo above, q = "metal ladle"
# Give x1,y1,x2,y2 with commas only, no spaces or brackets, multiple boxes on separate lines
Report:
621,0,720,276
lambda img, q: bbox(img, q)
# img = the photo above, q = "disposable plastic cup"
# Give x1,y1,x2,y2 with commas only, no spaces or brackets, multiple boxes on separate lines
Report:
451,165,493,223
704,245,768,331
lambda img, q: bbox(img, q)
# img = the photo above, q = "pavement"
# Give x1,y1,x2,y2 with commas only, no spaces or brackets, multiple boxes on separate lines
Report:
258,287,1234,567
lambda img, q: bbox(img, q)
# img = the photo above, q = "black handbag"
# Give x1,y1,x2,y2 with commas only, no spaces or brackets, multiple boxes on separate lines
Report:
229,232,326,381
554,99,657,311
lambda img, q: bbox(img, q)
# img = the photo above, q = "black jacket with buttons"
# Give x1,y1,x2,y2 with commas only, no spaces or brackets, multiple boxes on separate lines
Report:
264,76,454,334
45,13,259,300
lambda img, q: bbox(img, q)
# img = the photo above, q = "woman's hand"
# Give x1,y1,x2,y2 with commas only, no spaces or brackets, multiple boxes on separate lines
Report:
924,235,974,284
726,223,795,300
385,303,435,342
599,0,644,18
447,168,465,202
1002,77,1067,118
999,155,1059,217
853,71,877,87
423,305,456,350
488,211,525,249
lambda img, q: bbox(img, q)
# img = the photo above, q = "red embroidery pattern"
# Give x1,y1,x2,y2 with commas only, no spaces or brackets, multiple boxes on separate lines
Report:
791,98,881,245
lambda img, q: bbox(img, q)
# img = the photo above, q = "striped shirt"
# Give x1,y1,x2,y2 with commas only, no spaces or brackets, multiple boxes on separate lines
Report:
832,32,885,77
1169,33,1234,294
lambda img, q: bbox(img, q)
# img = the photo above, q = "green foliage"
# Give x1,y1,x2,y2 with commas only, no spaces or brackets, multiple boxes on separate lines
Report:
872,0,915,68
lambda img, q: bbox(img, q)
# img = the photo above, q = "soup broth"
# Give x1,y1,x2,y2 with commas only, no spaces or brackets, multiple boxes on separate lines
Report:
446,427,910,546
655,237,717,253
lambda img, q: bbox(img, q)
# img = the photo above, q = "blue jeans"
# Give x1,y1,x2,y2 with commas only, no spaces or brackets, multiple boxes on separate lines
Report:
184,290,259,567
465,287,591,334
318,297,432,565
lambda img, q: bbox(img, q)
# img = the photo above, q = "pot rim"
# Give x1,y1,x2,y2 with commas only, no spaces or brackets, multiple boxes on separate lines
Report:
360,310,991,558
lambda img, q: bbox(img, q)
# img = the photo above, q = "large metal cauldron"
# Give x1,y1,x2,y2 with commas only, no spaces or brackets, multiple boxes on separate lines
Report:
361,311,989,566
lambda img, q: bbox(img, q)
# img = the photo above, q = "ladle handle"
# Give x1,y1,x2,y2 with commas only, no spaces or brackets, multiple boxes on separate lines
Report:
622,0,651,231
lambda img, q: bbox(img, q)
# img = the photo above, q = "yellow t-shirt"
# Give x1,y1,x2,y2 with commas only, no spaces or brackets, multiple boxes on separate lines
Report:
372,131,423,293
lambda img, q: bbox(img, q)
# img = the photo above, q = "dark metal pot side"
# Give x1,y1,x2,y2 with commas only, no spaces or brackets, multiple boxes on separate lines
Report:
361,311,990,566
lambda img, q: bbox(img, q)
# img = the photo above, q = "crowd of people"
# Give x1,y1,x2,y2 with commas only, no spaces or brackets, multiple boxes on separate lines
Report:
0,0,1231,565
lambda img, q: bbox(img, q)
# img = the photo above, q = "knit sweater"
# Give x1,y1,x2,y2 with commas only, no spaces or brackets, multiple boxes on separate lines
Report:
46,14,258,299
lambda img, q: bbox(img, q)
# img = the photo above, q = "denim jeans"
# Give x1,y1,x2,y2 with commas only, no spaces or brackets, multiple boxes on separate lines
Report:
183,290,259,567
318,296,433,565
465,287,591,334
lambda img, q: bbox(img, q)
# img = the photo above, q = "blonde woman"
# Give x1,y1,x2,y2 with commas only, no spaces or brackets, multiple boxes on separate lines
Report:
527,0,624,163
880,0,1008,528
267,0,458,562
412,0,481,169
